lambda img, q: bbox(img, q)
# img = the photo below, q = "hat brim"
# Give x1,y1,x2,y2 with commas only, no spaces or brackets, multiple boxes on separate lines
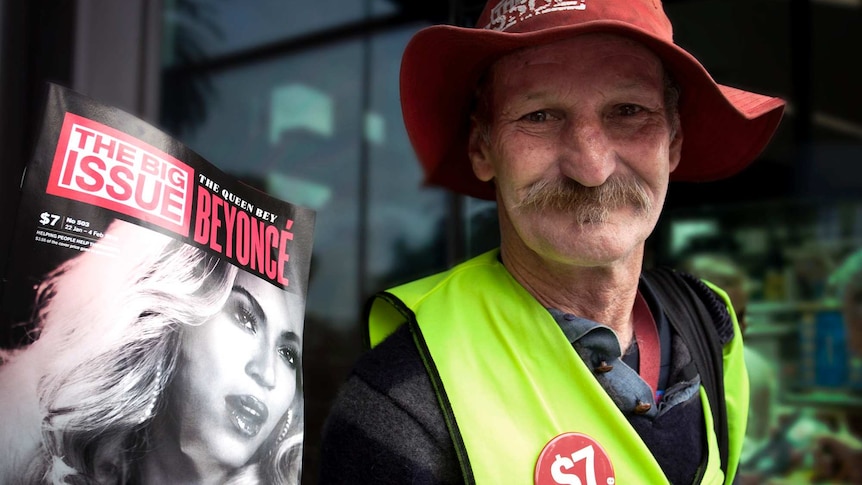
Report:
400,21,786,200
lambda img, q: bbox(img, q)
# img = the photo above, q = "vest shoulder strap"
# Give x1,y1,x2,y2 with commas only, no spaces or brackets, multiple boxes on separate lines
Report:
364,290,477,484
641,266,731,475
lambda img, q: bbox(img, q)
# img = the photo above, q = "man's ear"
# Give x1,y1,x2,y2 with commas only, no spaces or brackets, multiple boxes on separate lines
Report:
668,118,683,173
468,121,495,182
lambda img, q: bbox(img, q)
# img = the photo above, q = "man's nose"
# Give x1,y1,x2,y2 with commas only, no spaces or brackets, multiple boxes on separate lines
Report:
557,118,615,187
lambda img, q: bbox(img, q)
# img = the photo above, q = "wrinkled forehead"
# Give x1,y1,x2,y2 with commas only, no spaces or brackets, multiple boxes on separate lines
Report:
479,36,668,121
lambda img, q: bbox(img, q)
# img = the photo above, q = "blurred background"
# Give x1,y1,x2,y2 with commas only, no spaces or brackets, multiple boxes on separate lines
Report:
0,0,860,483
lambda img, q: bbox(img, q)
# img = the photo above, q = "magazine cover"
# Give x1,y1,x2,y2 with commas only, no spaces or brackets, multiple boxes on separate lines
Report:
0,83,315,484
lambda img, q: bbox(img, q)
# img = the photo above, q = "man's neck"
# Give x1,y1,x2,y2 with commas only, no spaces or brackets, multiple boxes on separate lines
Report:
499,244,643,350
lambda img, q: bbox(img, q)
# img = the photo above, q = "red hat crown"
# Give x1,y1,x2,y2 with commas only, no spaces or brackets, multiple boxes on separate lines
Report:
476,0,673,43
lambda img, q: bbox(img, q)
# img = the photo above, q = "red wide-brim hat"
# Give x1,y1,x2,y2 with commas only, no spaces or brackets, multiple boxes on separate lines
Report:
400,0,786,200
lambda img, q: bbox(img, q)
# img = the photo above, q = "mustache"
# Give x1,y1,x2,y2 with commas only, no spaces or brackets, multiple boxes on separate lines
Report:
514,176,652,224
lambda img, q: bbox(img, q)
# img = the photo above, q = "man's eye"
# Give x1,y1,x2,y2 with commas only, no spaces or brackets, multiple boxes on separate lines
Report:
617,104,644,116
523,111,550,122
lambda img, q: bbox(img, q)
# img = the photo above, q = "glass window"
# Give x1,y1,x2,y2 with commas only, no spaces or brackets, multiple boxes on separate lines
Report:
162,42,365,326
808,2,862,198
367,24,451,292
162,0,378,66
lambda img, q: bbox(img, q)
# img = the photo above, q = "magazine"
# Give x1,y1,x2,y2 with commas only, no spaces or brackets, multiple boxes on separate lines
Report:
0,83,315,484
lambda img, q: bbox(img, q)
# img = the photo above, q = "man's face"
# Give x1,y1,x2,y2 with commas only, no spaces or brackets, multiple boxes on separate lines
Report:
469,33,682,268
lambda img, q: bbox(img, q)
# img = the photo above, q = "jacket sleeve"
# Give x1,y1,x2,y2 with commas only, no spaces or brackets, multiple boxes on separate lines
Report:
317,325,462,485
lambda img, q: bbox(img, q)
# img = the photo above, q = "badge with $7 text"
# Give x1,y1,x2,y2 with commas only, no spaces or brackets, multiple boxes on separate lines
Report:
534,432,615,485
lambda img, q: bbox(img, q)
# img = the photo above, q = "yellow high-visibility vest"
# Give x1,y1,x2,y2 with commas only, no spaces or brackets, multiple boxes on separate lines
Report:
368,249,748,484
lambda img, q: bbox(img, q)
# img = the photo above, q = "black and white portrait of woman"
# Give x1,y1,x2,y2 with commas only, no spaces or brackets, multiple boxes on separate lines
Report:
0,218,305,484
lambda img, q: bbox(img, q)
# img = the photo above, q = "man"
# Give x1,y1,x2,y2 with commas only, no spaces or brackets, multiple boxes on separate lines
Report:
319,0,785,483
